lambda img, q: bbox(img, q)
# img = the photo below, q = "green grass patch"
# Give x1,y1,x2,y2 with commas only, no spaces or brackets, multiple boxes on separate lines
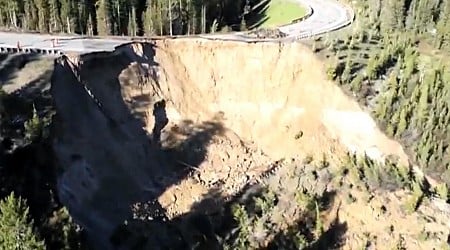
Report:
258,0,307,28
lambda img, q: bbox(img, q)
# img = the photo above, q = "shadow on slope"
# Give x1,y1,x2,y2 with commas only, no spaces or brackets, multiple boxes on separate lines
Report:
110,179,348,249
161,119,225,173
1,67,53,144
50,41,356,249
50,43,226,249
0,59,55,212
246,0,271,29
0,67,83,249
0,53,42,87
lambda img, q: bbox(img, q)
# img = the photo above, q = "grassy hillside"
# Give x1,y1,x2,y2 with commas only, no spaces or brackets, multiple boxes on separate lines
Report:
256,0,307,28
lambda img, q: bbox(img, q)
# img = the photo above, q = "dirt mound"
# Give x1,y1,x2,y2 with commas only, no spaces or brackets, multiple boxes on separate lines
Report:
50,39,418,248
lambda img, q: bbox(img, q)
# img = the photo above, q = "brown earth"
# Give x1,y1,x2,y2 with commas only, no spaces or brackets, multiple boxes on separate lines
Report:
46,39,450,249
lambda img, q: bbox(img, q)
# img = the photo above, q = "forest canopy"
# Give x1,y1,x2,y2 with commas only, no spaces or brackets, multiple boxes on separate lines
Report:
0,0,270,36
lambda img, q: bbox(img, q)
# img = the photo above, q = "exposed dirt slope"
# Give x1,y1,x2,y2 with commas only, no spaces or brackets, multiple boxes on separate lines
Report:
149,39,408,162
50,39,447,249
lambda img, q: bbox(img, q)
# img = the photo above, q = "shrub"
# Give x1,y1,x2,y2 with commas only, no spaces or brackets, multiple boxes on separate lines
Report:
0,192,46,250
434,183,449,201
326,65,337,80
24,106,44,143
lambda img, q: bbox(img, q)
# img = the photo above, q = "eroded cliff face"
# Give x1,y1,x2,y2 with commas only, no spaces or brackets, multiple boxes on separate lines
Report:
149,39,409,162
50,39,412,248
51,48,168,248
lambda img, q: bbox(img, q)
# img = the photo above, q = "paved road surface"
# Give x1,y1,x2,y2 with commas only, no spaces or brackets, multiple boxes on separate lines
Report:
0,0,353,55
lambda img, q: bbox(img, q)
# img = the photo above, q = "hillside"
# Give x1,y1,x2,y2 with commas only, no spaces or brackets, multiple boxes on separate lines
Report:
0,0,450,249
48,39,449,249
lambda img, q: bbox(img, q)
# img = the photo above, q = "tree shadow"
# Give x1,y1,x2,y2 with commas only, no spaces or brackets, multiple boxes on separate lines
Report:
0,60,78,248
109,179,347,250
197,0,271,32
350,62,365,75
246,0,271,29
108,185,244,249
107,116,226,249
305,210,347,250
0,67,54,143
0,52,54,136
0,53,42,86
263,191,347,250
161,119,225,174
305,222,348,250
0,55,56,176
110,162,345,249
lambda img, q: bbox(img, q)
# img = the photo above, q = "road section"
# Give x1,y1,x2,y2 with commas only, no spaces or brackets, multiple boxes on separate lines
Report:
0,0,353,55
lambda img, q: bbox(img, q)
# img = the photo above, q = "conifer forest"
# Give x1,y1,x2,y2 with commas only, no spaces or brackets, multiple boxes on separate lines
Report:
0,0,263,36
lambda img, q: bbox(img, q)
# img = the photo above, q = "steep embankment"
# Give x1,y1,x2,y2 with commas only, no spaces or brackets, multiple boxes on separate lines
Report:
150,39,408,162
50,39,412,248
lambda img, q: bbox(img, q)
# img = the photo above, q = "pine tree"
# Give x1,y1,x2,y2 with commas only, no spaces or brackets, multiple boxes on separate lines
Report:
366,52,379,79
367,0,382,25
35,0,50,32
417,76,430,125
59,0,69,31
24,0,39,31
86,12,93,35
96,0,113,35
403,46,418,78
0,193,46,250
405,0,417,31
111,0,122,35
435,0,450,49
59,0,77,33
380,0,405,33
24,106,43,143
186,0,194,34
4,0,19,28
341,56,352,83
143,0,154,35
168,0,173,35
128,10,134,36
396,106,409,136
156,0,168,35
76,0,88,34
414,0,437,33
374,96,388,121
68,0,81,33
49,0,61,33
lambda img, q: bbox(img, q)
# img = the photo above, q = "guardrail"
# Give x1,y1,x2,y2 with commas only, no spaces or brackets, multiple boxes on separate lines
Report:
297,1,354,39
0,45,62,56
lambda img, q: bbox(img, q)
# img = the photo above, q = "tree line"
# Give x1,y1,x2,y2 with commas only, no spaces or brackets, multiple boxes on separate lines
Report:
353,0,450,184
321,0,450,189
0,0,265,36
358,0,450,51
